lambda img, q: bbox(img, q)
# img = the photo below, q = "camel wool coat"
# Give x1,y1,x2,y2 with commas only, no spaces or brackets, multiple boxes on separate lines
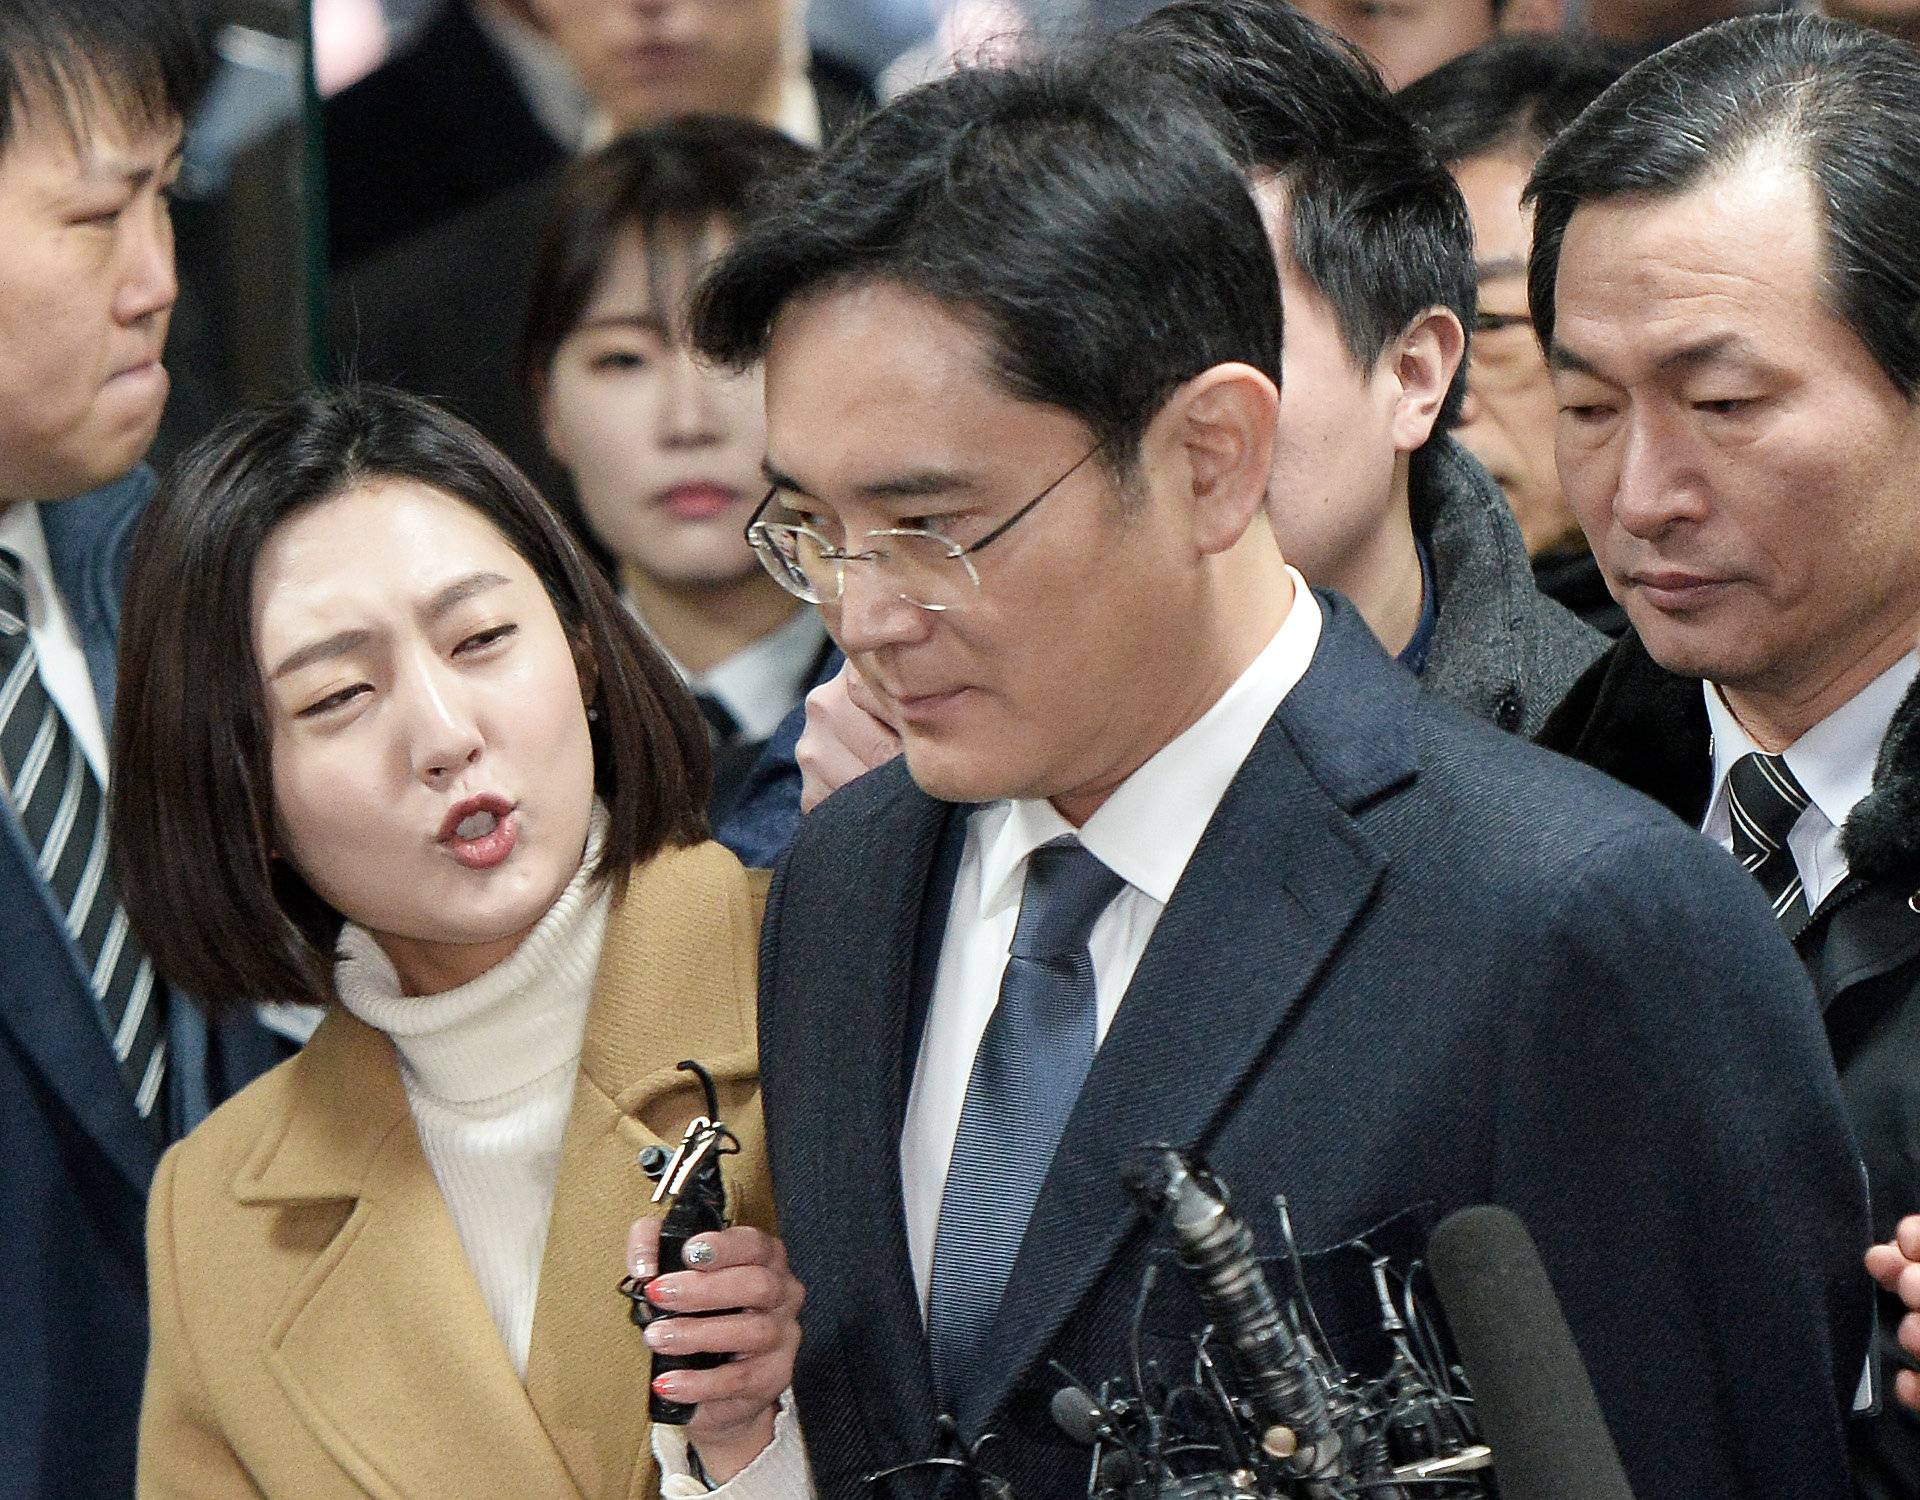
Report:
137,841,774,1500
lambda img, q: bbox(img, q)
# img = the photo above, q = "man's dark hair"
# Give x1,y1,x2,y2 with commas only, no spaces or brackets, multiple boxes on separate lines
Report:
0,0,205,155
521,116,814,388
1526,12,1920,397
690,60,1282,474
1396,34,1630,166
1099,0,1475,427
110,385,713,1012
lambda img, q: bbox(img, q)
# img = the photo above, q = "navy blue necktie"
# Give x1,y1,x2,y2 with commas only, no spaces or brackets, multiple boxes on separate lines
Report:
926,834,1126,1408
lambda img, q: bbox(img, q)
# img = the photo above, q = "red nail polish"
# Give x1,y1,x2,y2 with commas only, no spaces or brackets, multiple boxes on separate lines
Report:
652,1374,678,1396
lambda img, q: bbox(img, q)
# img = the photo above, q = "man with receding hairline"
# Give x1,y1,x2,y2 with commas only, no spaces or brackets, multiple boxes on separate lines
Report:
1529,14,1920,1493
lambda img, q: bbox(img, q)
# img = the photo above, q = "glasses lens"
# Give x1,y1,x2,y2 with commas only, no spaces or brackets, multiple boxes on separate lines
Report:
753,525,838,603
876,529,977,611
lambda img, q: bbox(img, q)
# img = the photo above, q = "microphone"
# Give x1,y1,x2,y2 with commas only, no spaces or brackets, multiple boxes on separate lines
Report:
1050,1386,1112,1448
1123,1146,1343,1479
1426,1205,1637,1500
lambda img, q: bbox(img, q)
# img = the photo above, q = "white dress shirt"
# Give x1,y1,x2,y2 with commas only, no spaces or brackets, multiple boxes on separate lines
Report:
900,572,1324,1310
0,502,109,783
695,606,830,743
630,594,829,745
1700,652,1920,911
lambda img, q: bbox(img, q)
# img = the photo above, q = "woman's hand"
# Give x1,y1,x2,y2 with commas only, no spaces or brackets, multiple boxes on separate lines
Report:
626,1219,806,1483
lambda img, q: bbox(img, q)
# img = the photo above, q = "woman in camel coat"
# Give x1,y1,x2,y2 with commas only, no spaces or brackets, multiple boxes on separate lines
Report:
111,387,811,1499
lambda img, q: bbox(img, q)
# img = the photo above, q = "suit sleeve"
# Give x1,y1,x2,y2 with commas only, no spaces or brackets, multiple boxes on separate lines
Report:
138,1145,266,1500
1490,821,1870,1500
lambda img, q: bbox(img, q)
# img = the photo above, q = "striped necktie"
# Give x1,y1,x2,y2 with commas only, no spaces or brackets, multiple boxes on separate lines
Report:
926,834,1126,1409
0,548,167,1137
1726,750,1813,942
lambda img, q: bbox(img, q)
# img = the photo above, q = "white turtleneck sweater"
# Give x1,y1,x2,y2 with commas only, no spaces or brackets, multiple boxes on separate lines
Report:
333,810,811,1497
335,811,612,1375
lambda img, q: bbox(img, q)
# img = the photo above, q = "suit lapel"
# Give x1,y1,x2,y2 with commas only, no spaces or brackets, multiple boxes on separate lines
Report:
523,843,763,1500
245,1012,579,1499
957,600,1414,1433
0,832,156,1196
776,771,960,1457
0,477,159,1195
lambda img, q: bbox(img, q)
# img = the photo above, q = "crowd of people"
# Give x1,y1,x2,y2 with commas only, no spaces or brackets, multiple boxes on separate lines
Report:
7,0,1920,1497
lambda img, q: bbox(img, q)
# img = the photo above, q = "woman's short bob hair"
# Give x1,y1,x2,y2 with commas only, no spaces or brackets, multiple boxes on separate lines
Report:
110,385,712,1013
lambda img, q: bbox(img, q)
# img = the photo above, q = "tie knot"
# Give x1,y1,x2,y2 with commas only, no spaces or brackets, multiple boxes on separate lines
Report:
0,548,24,635
1727,751,1810,851
1009,835,1126,962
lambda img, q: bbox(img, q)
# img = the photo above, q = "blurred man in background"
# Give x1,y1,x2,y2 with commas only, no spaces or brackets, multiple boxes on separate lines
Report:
1397,34,1628,633
1815,0,1920,45
1286,0,1563,85
329,0,870,500
325,0,868,269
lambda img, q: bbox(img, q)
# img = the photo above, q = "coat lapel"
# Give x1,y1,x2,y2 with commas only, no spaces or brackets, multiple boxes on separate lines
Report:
0,475,161,1197
242,1011,580,1499
957,599,1415,1434
0,845,157,1197
523,842,765,1500
771,768,960,1461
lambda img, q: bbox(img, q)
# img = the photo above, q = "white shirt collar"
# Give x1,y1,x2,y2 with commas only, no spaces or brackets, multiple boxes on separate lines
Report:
975,569,1323,921
0,500,109,781
695,605,828,742
466,0,597,151
0,500,57,616
1704,652,1920,838
468,0,824,153
630,596,828,745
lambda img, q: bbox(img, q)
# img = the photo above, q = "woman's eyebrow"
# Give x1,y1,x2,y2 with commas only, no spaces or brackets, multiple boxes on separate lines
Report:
422,571,513,622
269,628,370,682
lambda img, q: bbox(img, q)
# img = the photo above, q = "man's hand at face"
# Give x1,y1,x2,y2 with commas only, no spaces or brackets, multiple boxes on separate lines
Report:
796,662,903,812
1864,1215,1920,1411
625,1219,807,1482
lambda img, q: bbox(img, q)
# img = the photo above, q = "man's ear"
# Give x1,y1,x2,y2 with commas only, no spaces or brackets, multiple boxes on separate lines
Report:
1498,0,1565,33
1146,362,1280,557
1386,306,1467,456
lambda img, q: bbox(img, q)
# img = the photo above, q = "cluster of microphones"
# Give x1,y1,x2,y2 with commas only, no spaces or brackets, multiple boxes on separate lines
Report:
875,1145,1641,1500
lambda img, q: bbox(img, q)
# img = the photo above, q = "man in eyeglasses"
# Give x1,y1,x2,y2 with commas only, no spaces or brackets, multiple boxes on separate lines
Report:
690,50,1867,1500
719,0,1607,859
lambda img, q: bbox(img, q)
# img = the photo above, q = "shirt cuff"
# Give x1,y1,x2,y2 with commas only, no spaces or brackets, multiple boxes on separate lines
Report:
655,1396,813,1499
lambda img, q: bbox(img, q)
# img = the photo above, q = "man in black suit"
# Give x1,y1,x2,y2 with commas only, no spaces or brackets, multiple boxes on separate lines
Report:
689,55,1869,1500
0,4,289,1493
1524,17,1920,1496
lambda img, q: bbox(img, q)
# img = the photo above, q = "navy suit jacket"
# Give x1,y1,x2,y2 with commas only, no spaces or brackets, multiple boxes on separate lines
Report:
1,472,288,1500
717,647,844,869
757,593,1872,1500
